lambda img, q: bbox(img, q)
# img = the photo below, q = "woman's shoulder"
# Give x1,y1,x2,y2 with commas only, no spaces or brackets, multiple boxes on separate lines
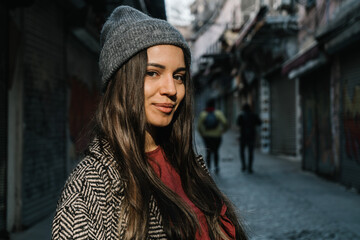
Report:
58,138,125,206
52,138,126,239
52,153,124,239
59,157,122,205
64,154,114,188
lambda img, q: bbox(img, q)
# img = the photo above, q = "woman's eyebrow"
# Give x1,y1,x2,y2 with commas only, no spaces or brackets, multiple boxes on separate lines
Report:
174,67,186,73
147,63,165,69
147,63,186,73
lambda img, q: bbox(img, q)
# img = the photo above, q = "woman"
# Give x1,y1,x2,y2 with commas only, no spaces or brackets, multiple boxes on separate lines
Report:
52,6,247,240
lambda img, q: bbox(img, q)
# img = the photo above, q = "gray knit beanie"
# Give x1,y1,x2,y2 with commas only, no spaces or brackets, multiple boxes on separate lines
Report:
99,5,191,91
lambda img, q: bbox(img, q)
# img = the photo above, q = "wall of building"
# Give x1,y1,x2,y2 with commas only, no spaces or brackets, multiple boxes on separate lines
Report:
297,0,342,51
191,0,239,73
0,2,8,235
18,0,67,228
288,0,360,188
338,44,360,189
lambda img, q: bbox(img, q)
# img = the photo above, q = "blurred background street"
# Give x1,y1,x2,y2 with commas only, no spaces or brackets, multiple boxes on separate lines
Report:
2,0,360,239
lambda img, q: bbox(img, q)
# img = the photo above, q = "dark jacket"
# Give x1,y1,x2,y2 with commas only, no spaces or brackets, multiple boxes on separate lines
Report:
52,138,208,240
237,111,261,142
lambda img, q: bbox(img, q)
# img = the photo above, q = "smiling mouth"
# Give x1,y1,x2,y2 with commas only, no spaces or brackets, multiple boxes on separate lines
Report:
153,103,175,113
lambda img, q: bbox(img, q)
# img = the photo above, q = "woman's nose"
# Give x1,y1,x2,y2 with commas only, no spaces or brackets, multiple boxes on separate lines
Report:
159,75,177,96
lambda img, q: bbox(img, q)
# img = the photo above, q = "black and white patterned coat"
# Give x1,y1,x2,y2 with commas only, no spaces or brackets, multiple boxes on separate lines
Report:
52,138,207,240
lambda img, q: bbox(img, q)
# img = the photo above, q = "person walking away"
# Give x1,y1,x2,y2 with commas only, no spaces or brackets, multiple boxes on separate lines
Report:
237,103,261,173
198,99,228,174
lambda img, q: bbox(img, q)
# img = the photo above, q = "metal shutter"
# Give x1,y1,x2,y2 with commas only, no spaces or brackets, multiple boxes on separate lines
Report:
339,45,360,189
270,75,297,155
315,69,334,175
300,67,334,175
21,1,66,227
301,76,317,171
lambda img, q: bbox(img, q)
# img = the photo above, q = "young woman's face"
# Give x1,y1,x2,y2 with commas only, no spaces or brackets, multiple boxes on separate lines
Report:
144,45,186,127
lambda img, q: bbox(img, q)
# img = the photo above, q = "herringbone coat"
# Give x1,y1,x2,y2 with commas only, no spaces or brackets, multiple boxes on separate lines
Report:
52,138,208,240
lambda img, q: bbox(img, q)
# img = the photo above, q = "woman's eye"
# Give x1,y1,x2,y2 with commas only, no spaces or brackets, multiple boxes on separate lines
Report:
174,75,185,83
146,71,158,77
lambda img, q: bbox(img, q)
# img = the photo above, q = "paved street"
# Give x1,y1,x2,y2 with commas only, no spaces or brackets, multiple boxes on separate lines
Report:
10,129,360,240
195,130,360,240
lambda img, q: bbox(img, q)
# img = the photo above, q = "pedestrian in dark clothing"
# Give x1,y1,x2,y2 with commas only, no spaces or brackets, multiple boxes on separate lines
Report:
237,103,261,173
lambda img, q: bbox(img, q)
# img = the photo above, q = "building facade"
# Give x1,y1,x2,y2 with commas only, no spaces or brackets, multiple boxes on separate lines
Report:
191,0,360,190
283,0,360,188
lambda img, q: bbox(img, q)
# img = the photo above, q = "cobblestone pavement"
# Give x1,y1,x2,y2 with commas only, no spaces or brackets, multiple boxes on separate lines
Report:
195,129,360,240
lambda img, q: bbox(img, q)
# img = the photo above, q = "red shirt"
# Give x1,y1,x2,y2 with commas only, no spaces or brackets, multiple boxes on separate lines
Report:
147,147,235,239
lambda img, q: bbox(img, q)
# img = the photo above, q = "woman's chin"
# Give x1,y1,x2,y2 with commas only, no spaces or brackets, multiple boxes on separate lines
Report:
148,120,172,128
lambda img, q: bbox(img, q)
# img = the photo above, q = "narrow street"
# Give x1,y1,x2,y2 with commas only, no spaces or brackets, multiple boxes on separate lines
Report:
195,129,360,240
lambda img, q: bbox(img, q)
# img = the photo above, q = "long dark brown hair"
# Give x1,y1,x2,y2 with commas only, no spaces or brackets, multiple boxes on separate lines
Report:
95,48,247,239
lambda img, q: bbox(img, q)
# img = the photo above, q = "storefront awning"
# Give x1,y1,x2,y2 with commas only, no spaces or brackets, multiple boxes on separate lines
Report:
324,20,360,54
282,43,328,79
282,43,320,75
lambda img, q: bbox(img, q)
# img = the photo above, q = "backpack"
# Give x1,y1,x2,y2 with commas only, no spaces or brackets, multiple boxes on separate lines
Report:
204,111,219,129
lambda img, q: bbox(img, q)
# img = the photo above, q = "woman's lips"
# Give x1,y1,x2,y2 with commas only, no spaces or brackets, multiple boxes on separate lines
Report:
153,103,175,113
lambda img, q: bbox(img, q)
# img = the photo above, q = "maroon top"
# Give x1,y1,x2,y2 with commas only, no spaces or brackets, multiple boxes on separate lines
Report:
147,147,235,239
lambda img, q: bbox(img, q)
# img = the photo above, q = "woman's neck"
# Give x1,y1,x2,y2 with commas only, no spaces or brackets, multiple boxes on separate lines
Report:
145,128,158,152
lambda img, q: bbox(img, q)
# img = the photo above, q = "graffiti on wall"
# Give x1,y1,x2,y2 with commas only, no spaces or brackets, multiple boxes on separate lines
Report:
303,80,334,173
343,84,360,163
69,77,100,153
317,104,334,166
330,58,340,168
